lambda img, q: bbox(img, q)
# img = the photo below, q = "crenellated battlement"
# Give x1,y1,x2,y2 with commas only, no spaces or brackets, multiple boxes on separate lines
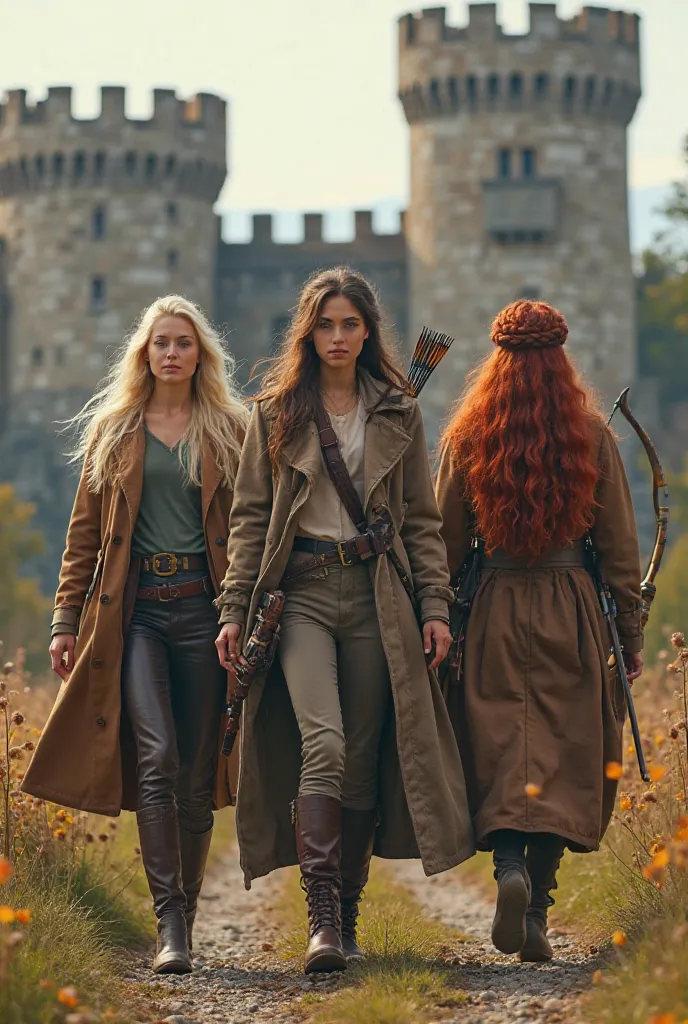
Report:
398,4,641,125
0,87,226,202
399,4,639,49
237,210,404,247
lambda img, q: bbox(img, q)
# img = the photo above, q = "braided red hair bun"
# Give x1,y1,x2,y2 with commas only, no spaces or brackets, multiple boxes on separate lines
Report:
491,299,568,351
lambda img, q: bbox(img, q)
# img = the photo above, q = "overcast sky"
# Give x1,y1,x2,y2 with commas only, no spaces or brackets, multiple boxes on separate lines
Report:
1,0,685,240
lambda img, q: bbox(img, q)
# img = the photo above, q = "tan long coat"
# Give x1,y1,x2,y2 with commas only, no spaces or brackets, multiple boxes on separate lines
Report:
217,371,474,888
21,429,239,816
436,421,643,853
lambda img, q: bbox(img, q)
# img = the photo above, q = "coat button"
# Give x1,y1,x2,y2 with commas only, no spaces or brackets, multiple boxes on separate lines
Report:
113,535,122,545
92,658,103,668
96,717,106,727
215,537,227,547
100,594,110,604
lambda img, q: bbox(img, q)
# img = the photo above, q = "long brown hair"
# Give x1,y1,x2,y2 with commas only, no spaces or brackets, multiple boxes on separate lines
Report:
254,266,407,465
441,300,603,559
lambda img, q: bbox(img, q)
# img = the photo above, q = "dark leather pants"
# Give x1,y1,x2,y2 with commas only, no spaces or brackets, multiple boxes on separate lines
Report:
122,590,227,833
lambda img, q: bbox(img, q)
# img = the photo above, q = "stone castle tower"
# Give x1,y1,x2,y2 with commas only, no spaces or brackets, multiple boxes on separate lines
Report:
0,87,226,428
398,3,641,420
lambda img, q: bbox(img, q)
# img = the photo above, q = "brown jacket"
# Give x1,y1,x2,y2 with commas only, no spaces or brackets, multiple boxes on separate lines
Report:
216,371,474,887
22,428,240,816
436,420,643,852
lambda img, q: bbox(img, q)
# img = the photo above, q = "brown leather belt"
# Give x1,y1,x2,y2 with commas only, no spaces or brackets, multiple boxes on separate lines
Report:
485,542,586,571
283,535,376,582
140,552,208,576
136,577,211,602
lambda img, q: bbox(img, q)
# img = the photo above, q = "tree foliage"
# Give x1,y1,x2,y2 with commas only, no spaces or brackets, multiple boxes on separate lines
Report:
0,484,50,670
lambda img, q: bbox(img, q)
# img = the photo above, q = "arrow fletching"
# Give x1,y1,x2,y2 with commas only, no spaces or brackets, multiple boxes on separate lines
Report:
407,326,455,397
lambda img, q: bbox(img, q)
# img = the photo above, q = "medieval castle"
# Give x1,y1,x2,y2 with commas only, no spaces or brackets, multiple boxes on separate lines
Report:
0,3,642,585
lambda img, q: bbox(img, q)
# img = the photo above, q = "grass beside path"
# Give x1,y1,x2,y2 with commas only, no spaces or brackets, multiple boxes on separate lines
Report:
275,862,468,1024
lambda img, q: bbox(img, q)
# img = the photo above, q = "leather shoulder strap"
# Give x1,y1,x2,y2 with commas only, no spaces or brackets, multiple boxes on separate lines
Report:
314,403,367,532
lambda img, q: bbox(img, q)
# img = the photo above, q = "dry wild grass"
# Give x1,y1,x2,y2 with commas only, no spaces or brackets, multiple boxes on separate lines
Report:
276,861,467,1024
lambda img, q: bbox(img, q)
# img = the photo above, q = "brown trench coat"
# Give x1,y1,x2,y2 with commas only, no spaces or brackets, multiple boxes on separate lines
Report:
21,428,240,816
216,371,475,888
436,420,643,853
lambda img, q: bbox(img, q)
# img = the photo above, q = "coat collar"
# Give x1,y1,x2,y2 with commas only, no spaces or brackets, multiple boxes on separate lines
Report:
280,369,415,512
117,425,223,529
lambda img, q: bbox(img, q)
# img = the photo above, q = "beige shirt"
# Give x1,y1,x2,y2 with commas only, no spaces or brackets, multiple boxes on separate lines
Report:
298,400,366,542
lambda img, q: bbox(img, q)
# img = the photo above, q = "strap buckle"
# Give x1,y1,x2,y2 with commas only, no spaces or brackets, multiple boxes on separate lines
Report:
152,552,178,577
337,542,354,566
158,585,181,602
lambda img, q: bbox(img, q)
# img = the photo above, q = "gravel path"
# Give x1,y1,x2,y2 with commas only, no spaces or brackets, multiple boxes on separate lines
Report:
388,859,599,1024
118,849,334,1024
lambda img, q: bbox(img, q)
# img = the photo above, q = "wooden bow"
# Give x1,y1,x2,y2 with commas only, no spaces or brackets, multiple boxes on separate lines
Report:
608,387,670,628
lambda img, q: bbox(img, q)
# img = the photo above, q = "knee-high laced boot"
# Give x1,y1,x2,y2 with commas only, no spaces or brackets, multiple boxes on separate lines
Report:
340,808,377,962
179,826,213,953
519,834,566,963
137,805,192,974
294,795,347,974
490,829,531,955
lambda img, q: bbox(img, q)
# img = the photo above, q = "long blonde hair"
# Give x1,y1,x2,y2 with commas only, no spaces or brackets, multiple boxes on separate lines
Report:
67,295,248,492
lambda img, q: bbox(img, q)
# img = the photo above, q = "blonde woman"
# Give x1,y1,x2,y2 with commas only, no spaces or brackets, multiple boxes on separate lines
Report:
22,295,248,975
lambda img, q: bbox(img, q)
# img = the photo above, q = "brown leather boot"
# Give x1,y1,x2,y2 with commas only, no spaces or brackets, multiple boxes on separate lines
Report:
294,795,347,974
490,830,531,955
340,808,377,962
137,805,192,975
519,834,565,963
180,826,213,953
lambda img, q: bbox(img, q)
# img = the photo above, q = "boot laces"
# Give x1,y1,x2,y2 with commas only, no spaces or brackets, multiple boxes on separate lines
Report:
304,879,341,932
341,897,360,941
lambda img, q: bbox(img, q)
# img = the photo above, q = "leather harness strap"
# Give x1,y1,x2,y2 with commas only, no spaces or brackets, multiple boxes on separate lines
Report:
314,403,368,533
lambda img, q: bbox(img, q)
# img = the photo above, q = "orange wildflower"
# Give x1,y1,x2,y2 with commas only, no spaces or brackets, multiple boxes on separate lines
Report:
0,858,13,885
14,908,31,924
606,762,623,780
0,906,16,925
592,969,602,984
54,828,67,840
619,794,633,811
611,930,627,946
524,783,542,798
649,1014,676,1024
57,986,79,1008
649,765,668,783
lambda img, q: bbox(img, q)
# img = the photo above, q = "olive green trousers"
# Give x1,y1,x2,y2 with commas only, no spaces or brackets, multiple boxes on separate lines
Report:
278,558,391,810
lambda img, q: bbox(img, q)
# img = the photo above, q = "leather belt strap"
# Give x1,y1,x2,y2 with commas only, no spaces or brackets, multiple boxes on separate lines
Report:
485,543,585,571
140,552,208,575
136,577,211,602
285,535,375,582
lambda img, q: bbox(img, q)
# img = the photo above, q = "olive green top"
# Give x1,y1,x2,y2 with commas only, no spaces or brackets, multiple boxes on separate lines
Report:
131,425,206,556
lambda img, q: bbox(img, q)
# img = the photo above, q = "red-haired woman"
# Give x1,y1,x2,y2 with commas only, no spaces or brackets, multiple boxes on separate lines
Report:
437,300,643,963
215,266,472,974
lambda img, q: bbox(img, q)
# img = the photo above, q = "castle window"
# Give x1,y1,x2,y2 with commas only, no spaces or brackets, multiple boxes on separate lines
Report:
92,206,106,241
145,154,157,181
167,249,179,271
584,76,596,111
34,155,45,180
94,151,107,180
487,74,500,105
31,346,44,367
563,76,577,109
602,79,614,107
466,75,477,110
447,76,459,111
534,73,549,99
73,151,86,180
498,148,512,179
166,202,178,224
517,285,540,300
429,79,441,113
124,151,137,175
508,73,523,104
19,158,29,185
165,154,176,177
90,276,106,312
52,153,64,182
522,149,536,179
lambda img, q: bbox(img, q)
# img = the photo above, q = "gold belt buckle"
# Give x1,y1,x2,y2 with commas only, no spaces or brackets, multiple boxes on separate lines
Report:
337,542,354,566
152,552,178,577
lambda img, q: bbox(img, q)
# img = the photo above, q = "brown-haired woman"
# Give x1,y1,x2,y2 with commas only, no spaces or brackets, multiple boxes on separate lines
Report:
215,266,472,973
436,300,643,962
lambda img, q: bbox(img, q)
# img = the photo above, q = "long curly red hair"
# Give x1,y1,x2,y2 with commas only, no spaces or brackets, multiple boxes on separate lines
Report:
441,300,603,559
